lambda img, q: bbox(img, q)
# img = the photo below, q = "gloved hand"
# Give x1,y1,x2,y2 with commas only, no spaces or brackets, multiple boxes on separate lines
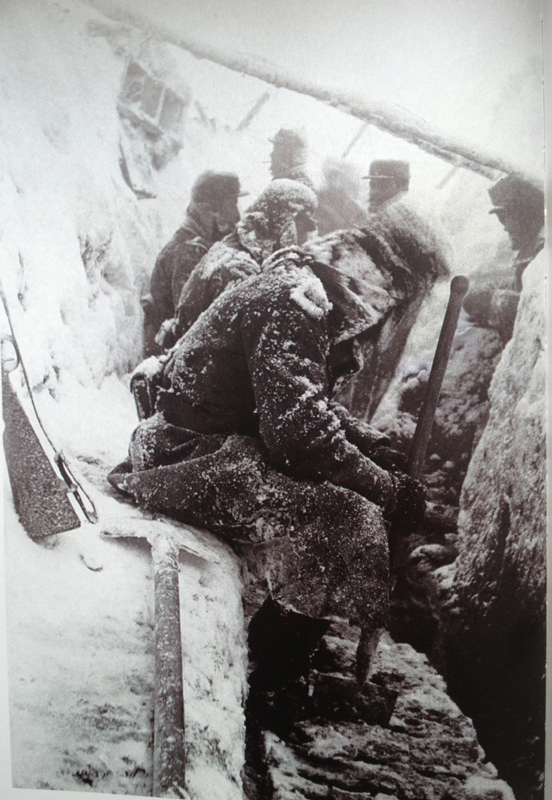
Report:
386,471,426,533
155,317,178,350
369,445,409,473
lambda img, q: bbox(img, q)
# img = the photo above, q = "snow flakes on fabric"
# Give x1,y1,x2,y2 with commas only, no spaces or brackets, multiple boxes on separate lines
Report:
304,230,398,328
109,422,390,628
235,179,317,262
131,355,164,382
195,240,259,281
290,270,332,320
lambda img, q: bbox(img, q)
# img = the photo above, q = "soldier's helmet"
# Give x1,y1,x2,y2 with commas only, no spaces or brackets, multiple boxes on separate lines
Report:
488,176,544,251
251,179,317,232
364,160,410,191
488,176,543,219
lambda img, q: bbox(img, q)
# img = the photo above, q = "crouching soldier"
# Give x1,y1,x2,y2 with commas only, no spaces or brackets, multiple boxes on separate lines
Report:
175,178,318,336
142,170,247,357
109,215,447,725
131,179,318,421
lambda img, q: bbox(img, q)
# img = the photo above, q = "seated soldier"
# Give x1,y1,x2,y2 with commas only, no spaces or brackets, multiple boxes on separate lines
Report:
109,211,448,721
130,179,317,421
142,170,247,357
174,179,318,337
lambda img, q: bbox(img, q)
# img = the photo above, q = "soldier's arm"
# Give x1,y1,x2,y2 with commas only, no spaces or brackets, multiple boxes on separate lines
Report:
243,286,395,510
170,240,209,309
175,245,260,337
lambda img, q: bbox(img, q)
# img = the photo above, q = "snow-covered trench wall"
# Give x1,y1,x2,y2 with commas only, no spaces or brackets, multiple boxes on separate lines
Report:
1,1,251,797
436,251,547,799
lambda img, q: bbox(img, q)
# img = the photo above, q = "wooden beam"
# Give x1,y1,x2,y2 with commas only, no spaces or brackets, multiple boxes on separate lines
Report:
87,0,542,186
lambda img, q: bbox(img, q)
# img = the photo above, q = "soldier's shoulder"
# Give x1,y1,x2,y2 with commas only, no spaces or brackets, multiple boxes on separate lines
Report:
250,261,331,322
164,226,209,255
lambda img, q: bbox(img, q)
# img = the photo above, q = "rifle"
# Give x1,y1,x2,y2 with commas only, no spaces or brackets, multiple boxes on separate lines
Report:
1,280,97,539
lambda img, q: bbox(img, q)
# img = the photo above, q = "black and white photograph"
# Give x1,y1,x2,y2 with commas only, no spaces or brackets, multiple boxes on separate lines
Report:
0,1,547,799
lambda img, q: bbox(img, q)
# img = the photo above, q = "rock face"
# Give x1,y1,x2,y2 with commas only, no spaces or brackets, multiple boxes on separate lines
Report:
438,252,546,799
251,627,510,800
386,318,504,504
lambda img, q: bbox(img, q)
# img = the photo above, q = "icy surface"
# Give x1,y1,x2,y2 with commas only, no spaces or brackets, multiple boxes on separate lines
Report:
437,253,546,796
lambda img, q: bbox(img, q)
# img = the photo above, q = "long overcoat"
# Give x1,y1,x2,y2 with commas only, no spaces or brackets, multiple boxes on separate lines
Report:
110,252,402,629
144,203,222,355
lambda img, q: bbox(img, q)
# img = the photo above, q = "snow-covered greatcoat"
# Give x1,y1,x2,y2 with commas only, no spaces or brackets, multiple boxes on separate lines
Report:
305,201,451,419
174,231,260,337
144,203,223,355
110,252,400,629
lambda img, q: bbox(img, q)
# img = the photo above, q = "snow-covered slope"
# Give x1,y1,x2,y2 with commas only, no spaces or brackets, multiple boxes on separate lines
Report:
0,1,251,796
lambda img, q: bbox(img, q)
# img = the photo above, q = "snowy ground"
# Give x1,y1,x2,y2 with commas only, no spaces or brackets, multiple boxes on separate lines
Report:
3,366,248,798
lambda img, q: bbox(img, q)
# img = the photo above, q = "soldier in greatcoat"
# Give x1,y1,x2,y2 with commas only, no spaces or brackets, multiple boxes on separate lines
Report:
143,171,247,356
109,200,450,719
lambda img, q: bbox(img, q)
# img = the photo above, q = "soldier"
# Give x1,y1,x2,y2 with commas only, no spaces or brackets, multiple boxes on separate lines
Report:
269,129,316,244
269,128,315,189
131,180,318,421
365,159,410,212
463,175,545,342
109,208,447,725
316,158,370,235
174,179,318,337
308,199,451,421
142,171,247,356
487,175,544,290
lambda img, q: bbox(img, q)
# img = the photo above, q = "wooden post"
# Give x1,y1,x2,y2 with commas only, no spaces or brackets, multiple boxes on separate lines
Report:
102,519,219,798
408,275,470,480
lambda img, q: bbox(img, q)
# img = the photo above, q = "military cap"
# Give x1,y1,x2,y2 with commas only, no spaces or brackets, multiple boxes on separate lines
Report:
191,171,248,206
363,160,410,189
488,176,544,216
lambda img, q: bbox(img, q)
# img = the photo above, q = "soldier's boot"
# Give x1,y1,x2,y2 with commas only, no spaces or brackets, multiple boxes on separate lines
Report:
248,596,329,692
247,596,329,736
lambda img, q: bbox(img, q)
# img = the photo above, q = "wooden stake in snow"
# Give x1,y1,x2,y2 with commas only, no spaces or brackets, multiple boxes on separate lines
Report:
150,532,187,798
408,275,470,480
342,121,369,158
235,90,271,131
